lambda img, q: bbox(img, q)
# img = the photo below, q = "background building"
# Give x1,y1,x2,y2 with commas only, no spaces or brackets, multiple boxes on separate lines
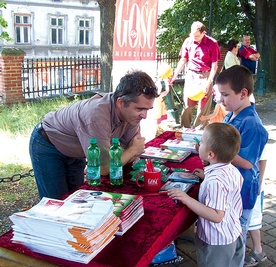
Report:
0,0,101,58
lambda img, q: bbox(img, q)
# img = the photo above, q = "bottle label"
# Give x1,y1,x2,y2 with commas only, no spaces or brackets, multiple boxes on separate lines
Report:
87,166,100,180
110,166,123,180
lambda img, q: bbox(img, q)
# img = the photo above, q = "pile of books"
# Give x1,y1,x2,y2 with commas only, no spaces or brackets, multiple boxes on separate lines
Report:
10,190,144,264
66,190,144,236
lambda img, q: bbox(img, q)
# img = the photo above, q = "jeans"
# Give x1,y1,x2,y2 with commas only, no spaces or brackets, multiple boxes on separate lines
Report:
29,125,86,199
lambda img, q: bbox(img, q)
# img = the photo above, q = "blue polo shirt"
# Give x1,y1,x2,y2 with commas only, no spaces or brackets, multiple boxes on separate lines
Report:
223,103,268,209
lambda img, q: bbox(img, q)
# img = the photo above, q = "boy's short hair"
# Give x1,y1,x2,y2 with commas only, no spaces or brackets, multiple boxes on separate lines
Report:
204,123,241,163
216,65,254,96
114,70,158,106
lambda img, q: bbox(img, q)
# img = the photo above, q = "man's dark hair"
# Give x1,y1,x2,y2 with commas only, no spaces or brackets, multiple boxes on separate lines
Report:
227,39,239,51
216,65,254,95
114,70,159,106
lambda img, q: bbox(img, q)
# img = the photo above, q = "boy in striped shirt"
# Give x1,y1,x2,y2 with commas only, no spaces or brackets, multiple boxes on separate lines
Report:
168,123,244,267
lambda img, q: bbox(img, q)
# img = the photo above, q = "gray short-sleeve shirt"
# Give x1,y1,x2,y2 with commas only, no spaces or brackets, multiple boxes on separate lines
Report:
42,93,140,165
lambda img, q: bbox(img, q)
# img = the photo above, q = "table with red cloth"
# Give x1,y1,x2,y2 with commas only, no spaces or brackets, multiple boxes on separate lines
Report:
0,131,203,267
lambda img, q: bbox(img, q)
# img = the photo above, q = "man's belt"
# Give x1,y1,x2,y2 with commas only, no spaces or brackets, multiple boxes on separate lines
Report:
189,69,210,74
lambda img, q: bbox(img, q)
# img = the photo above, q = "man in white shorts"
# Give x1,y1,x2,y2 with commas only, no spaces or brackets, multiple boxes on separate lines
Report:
244,148,267,267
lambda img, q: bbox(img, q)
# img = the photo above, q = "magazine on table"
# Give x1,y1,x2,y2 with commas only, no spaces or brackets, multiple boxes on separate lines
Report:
167,172,200,184
64,189,144,235
141,146,192,162
175,127,203,142
160,139,198,154
9,196,120,264
159,181,193,193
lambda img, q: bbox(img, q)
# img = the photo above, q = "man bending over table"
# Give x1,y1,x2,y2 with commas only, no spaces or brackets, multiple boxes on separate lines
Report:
29,70,159,199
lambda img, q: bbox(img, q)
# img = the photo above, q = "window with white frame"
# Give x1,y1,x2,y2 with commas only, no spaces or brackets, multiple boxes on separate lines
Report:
14,14,31,44
78,18,92,45
50,16,65,45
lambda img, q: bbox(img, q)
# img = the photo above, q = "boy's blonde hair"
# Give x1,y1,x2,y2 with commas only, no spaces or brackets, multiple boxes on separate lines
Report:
204,123,241,163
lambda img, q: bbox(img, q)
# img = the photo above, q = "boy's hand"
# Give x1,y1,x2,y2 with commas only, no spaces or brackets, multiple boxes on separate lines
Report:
167,188,189,205
193,169,204,180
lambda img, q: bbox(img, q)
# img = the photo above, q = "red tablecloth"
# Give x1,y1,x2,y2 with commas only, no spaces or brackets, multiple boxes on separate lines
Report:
0,131,202,267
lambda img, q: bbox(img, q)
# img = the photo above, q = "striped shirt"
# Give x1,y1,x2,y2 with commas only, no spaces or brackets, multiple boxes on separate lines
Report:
196,163,243,245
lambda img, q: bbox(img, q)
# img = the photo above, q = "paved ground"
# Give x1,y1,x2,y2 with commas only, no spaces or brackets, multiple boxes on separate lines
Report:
148,98,276,267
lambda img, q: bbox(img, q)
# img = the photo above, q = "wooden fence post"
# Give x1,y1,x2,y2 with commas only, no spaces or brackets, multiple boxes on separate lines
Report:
0,48,26,104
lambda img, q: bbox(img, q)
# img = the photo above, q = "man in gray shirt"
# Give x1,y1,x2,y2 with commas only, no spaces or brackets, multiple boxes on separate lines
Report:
29,70,158,199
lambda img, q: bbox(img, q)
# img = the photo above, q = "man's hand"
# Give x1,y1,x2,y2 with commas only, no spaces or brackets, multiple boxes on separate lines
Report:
168,77,175,85
129,133,146,157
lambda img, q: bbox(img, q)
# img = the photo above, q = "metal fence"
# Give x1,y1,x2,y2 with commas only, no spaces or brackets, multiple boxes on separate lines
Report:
21,53,182,99
22,55,101,99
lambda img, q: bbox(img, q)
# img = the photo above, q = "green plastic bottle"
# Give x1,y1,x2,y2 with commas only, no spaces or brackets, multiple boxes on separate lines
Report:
109,138,123,185
87,138,101,186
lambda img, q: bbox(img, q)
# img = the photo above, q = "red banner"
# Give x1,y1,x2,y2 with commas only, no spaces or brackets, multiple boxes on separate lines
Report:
113,0,158,61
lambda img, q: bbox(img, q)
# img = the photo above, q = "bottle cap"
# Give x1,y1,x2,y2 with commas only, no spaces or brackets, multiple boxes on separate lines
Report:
90,137,97,144
112,137,119,144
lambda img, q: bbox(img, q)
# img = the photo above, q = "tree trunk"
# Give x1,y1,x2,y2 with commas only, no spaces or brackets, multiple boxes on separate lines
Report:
97,0,116,92
254,0,276,92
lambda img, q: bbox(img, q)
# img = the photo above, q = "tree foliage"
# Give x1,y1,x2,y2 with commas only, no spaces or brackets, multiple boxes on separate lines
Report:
0,2,12,42
157,0,276,91
157,0,252,54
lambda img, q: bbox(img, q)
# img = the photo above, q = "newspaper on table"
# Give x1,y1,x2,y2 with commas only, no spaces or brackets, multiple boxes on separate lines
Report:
10,196,120,264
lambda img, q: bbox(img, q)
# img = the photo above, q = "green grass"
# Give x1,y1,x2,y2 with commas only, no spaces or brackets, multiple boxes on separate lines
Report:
0,96,78,135
0,95,92,205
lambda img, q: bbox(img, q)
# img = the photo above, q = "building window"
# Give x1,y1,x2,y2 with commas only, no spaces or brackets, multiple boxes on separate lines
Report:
14,14,31,44
50,16,65,44
78,18,91,45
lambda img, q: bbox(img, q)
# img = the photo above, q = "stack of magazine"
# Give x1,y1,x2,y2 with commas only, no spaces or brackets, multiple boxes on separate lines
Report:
10,196,120,263
65,190,144,236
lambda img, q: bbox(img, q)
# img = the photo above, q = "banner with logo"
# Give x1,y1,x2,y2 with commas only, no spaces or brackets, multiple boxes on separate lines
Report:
113,0,158,61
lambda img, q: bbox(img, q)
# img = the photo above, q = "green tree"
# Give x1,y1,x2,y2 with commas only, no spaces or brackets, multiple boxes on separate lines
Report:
0,2,12,42
157,0,276,92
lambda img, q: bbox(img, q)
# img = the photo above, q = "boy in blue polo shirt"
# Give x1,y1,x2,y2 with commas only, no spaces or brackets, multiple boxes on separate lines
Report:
216,65,268,264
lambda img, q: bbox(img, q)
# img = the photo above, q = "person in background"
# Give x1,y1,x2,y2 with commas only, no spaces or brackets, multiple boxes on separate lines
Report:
199,86,228,123
29,70,159,199
239,35,261,74
216,65,268,267
168,123,244,267
199,39,240,124
224,39,240,69
169,21,220,130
